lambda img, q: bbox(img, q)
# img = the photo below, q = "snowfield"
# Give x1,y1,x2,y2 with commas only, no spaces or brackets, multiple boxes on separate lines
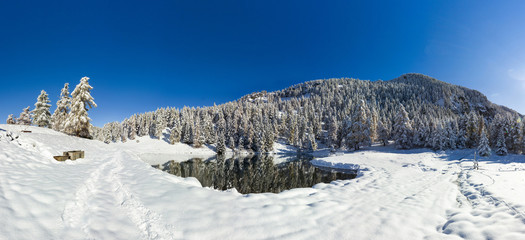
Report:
1,125,525,240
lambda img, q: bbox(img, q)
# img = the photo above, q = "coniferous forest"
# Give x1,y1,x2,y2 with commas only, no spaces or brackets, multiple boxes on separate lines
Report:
86,73,521,156
6,73,521,156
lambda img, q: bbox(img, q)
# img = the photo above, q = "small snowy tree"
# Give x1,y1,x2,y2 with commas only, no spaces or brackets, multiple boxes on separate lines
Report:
17,106,32,125
32,90,52,128
495,128,508,156
6,114,16,124
65,77,97,138
477,128,491,157
52,83,71,131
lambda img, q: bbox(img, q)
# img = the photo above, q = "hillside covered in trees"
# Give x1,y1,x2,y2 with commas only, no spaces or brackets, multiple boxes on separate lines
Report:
92,73,521,156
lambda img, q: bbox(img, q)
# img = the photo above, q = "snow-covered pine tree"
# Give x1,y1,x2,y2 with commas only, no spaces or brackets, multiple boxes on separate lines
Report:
263,125,274,152
169,126,181,144
17,106,32,125
370,107,378,143
155,111,166,140
412,116,427,148
52,83,71,131
457,127,467,149
466,111,479,148
447,121,457,150
64,77,97,138
478,128,491,157
32,90,52,127
287,114,298,146
306,126,317,151
216,132,226,155
347,100,371,150
193,121,204,148
510,119,522,153
6,114,16,124
327,117,339,149
495,128,508,156
377,120,390,146
392,105,413,149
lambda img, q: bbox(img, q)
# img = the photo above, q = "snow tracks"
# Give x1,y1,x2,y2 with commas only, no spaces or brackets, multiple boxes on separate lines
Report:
439,159,525,239
62,151,180,240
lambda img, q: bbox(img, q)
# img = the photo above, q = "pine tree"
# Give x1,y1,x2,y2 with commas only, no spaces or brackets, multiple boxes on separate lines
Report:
306,126,317,151
466,111,479,148
193,123,204,148
377,120,390,146
32,90,52,128
65,77,97,138
447,121,457,150
495,128,508,156
327,117,339,149
263,126,274,152
457,128,467,149
6,114,16,124
216,132,226,155
347,100,371,150
478,128,491,157
17,106,32,125
155,113,166,140
169,126,181,144
393,105,413,149
52,83,71,131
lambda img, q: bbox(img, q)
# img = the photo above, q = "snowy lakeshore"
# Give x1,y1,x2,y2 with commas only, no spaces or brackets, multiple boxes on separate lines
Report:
1,125,525,239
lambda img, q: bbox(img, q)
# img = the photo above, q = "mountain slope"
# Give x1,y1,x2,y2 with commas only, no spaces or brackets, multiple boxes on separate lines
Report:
94,73,522,155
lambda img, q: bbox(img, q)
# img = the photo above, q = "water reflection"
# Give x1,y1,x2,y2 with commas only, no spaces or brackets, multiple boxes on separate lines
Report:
153,155,357,194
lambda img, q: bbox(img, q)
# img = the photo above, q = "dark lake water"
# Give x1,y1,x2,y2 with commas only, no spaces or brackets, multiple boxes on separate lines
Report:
152,155,358,194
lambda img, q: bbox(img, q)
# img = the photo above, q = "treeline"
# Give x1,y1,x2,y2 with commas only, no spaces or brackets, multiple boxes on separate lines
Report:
92,73,522,156
6,77,97,138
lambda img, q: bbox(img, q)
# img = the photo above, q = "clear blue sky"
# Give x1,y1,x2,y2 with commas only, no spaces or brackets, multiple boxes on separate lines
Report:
1,1,525,127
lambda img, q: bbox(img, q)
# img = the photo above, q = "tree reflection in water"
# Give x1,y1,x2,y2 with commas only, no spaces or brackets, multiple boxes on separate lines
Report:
155,155,357,194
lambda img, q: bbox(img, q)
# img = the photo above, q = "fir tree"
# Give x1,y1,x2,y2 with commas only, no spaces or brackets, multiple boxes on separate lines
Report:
327,117,339,149
6,114,16,124
65,77,97,138
32,90,52,128
377,120,390,146
392,105,413,149
478,128,491,157
52,83,71,131
216,132,226,155
169,126,181,144
264,126,274,152
495,128,508,156
17,106,32,125
347,100,371,150
466,111,479,148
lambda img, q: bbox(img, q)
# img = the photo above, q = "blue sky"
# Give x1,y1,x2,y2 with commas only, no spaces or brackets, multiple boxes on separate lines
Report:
1,1,525,127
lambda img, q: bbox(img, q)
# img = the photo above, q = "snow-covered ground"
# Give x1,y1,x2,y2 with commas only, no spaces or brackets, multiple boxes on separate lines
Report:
1,124,525,239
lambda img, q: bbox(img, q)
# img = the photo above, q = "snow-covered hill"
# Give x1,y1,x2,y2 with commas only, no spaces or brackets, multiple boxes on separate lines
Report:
1,124,525,239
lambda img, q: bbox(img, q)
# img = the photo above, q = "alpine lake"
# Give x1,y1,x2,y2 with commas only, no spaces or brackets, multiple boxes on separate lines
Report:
151,154,358,194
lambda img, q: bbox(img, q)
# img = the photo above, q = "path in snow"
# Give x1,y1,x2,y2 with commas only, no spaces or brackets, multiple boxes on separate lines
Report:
439,155,525,239
61,151,180,240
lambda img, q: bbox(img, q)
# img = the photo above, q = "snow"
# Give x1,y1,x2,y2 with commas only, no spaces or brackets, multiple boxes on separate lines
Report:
113,135,217,164
2,124,525,239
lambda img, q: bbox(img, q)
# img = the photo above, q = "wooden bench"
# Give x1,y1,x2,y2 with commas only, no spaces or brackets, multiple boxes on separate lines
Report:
54,150,85,161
